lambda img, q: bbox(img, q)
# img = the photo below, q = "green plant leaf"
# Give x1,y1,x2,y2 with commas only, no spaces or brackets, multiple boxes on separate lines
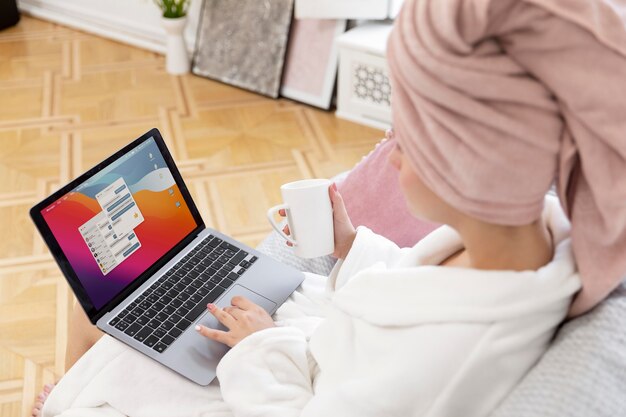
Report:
155,0,188,18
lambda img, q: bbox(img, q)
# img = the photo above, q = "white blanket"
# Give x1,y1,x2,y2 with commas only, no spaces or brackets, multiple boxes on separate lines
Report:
44,197,580,417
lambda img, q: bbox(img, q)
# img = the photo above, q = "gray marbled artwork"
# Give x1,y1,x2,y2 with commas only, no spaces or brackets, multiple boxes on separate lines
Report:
192,0,294,98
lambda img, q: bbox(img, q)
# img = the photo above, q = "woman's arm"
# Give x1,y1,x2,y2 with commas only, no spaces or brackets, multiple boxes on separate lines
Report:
208,297,492,417
216,326,314,417
197,298,315,416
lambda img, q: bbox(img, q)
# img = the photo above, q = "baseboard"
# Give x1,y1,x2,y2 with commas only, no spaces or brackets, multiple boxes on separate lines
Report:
19,0,197,54
335,110,391,130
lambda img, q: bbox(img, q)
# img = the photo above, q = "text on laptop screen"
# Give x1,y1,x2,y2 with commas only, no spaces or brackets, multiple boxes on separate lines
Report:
41,137,197,309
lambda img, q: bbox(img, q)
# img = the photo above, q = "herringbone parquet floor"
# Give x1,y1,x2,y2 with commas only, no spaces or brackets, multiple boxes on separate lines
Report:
0,16,383,416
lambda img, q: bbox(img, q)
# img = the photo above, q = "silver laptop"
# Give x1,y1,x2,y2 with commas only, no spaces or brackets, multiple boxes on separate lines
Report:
30,128,305,385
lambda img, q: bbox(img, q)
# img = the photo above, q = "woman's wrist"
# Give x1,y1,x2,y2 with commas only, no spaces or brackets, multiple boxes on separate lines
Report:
338,230,357,259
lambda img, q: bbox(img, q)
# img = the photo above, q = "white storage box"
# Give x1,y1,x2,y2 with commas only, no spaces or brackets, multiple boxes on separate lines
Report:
295,0,404,20
389,0,404,18
336,23,393,130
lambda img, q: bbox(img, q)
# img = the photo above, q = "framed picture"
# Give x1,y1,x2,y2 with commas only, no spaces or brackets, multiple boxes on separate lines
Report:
192,0,294,98
280,19,347,109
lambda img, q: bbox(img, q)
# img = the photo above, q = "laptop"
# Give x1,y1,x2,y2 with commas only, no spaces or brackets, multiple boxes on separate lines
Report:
30,128,305,385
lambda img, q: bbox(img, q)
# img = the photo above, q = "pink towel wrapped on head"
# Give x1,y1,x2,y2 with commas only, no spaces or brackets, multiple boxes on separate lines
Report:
387,0,626,317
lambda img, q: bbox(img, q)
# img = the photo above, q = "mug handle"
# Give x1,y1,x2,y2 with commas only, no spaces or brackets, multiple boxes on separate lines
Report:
267,204,297,246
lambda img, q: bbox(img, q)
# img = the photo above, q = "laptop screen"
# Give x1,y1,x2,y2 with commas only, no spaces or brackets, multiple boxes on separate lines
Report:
39,137,198,310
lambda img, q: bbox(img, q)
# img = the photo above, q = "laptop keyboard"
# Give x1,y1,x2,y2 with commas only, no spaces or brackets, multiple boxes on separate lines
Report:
107,235,258,354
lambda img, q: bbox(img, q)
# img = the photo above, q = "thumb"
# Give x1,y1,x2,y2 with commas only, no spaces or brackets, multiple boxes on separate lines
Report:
329,184,349,218
329,183,342,207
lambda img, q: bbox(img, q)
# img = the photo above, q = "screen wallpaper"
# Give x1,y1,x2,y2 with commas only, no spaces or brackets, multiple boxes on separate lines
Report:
41,137,197,309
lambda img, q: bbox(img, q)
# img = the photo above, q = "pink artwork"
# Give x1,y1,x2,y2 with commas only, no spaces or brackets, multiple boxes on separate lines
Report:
281,19,346,109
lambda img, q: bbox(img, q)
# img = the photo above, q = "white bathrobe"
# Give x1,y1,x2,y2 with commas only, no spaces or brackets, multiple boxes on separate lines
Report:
43,197,580,417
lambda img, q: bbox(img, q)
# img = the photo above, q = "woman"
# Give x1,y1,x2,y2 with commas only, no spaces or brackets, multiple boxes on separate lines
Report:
36,0,626,416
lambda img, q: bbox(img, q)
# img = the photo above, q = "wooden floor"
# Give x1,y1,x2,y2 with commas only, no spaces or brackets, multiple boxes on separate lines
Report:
0,17,383,416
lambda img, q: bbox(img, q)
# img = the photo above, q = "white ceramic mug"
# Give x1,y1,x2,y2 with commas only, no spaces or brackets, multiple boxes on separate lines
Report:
267,179,334,259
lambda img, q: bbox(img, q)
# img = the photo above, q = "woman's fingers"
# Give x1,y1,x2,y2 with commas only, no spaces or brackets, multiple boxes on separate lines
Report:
279,208,286,217
329,183,348,222
329,183,342,207
332,184,353,223
329,183,337,206
328,183,357,259
224,306,243,319
282,222,293,246
195,324,232,346
230,295,257,311
206,303,236,328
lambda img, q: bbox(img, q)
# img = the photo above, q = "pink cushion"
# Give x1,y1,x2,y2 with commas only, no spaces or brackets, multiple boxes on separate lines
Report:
337,138,440,248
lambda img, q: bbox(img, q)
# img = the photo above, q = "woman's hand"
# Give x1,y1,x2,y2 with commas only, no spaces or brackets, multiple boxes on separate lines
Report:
195,296,275,347
279,183,356,260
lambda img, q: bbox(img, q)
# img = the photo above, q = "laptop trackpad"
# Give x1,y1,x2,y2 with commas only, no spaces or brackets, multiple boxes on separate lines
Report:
175,285,278,385
215,285,277,314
